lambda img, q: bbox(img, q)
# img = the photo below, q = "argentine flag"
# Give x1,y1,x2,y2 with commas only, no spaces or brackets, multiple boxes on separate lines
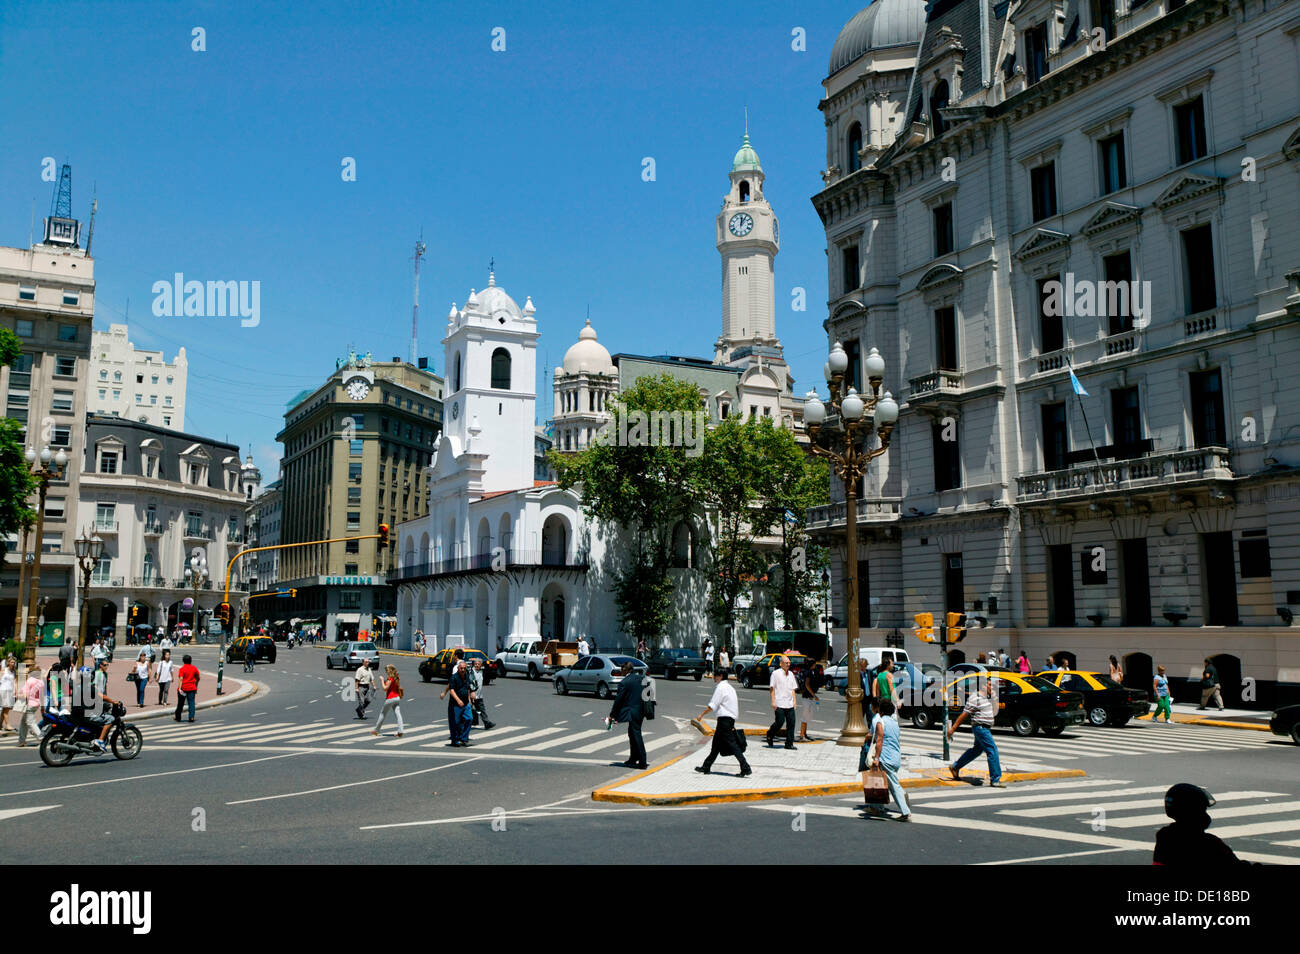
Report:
1069,368,1089,397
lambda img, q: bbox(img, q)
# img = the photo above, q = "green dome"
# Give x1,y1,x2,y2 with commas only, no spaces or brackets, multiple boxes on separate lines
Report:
731,133,762,173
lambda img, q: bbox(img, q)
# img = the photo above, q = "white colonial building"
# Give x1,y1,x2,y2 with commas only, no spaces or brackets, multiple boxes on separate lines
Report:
87,323,187,429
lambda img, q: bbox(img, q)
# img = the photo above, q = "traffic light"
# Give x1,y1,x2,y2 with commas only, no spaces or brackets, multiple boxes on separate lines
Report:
129,606,139,623
945,611,967,643
290,588,297,598
377,524,389,550
218,602,232,628
913,612,935,643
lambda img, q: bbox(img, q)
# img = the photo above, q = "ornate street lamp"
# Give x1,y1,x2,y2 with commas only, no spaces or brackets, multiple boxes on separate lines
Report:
22,445,69,665
73,530,106,669
803,343,899,747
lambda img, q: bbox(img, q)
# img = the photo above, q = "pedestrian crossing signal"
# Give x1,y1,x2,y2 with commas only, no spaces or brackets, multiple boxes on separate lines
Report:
913,612,935,643
377,524,389,550
945,611,967,643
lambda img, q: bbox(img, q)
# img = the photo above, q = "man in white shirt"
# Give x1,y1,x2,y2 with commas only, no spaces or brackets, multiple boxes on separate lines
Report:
694,669,751,776
766,655,799,749
948,675,1002,786
704,641,715,675
354,659,376,719
577,638,590,658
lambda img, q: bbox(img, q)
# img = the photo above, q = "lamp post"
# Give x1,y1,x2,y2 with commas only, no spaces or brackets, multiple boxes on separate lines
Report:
22,445,69,666
185,551,215,690
803,342,899,747
73,530,105,669
820,568,832,642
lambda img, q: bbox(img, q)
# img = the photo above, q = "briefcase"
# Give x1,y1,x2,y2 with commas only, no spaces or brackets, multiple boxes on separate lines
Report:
861,767,890,804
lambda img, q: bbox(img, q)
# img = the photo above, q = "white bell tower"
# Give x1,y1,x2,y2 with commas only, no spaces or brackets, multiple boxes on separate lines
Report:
716,129,780,364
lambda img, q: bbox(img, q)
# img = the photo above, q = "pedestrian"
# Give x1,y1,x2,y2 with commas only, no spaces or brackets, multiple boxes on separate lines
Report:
0,654,16,733
244,640,256,673
16,666,44,747
948,673,1002,787
577,637,590,658
999,649,1010,669
1154,784,1247,866
874,656,898,706
704,640,715,675
1108,655,1124,682
608,661,648,769
1043,657,1054,673
588,635,598,654
1056,658,1068,672
694,668,751,776
132,651,151,708
354,659,376,718
155,649,173,706
370,664,405,738
766,654,798,749
174,654,200,722
1017,651,1030,674
718,646,730,675
862,698,911,821
46,660,68,715
797,661,820,743
58,637,75,670
636,638,646,660
1152,665,1173,723
977,652,988,665
414,630,425,654
440,659,473,746
159,633,173,652
470,658,496,729
1197,658,1224,710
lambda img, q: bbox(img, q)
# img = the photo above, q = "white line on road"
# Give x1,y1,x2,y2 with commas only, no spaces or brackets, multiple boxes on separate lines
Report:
0,804,60,821
519,729,603,751
581,711,592,717
929,784,1171,810
1003,791,1285,819
1101,800,1300,829
0,752,307,798
470,727,567,750
285,705,298,710
360,804,707,830
902,778,1127,801
1208,818,1300,839
977,847,1135,865
225,758,478,804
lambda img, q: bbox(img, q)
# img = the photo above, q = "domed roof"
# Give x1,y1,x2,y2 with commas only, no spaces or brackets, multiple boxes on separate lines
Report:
828,0,928,75
731,133,762,173
562,319,614,374
470,272,523,320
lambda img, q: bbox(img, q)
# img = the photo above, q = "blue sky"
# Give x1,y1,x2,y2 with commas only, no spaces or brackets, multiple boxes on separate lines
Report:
1,0,861,475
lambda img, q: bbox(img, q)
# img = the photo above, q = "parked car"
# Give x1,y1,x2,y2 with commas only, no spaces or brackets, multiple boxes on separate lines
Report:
553,654,647,699
646,648,706,680
905,671,1085,737
495,639,548,679
1268,704,1300,745
226,635,277,665
947,661,1013,677
838,660,934,706
823,647,915,690
740,652,814,689
325,641,380,671
418,647,498,683
1034,670,1150,726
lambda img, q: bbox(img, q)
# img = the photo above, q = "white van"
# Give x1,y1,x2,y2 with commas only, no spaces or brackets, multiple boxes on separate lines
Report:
822,647,911,690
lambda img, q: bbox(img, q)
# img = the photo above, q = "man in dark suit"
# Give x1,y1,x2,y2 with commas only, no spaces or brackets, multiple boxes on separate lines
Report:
609,662,648,769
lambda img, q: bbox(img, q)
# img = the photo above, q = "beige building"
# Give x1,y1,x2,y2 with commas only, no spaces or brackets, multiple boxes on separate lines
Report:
87,323,188,429
0,185,95,639
275,353,443,638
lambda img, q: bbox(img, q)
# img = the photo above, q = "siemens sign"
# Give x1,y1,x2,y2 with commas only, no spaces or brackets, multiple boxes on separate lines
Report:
318,576,384,586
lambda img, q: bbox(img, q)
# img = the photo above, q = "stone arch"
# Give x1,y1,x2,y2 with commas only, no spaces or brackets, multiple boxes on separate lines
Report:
1208,652,1243,707
498,512,513,557
846,121,862,172
541,581,566,640
541,513,570,566
739,179,751,202
474,581,490,653
1051,650,1077,670
671,520,695,569
476,516,492,565
495,581,511,652
1122,652,1152,695
490,347,512,390
419,530,431,565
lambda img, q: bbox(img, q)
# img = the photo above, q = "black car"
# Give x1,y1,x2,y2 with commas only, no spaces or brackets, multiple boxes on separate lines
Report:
740,653,815,689
1035,670,1151,726
646,648,706,680
907,671,1086,737
1270,704,1300,745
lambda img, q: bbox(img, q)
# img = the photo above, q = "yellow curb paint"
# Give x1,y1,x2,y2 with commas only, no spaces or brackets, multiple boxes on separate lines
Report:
1139,711,1268,731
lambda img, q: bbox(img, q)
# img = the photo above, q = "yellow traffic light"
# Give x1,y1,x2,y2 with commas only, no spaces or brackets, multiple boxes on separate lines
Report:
290,588,297,597
913,612,935,643
945,611,967,643
378,524,390,550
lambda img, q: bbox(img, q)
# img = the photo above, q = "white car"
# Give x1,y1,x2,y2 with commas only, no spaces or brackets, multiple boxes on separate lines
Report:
823,647,914,690
495,639,549,679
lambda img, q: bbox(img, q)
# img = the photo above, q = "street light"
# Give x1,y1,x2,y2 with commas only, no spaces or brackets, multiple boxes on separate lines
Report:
21,445,69,665
73,530,106,669
804,343,898,747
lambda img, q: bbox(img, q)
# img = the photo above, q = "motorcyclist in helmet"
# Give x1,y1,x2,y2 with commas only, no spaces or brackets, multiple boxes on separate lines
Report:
1153,783,1245,866
70,665,122,753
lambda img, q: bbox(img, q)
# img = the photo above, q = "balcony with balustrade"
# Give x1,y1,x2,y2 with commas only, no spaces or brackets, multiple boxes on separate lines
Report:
1017,446,1233,504
391,549,589,583
92,519,119,534
907,370,964,407
183,524,213,541
807,497,902,531
142,520,164,536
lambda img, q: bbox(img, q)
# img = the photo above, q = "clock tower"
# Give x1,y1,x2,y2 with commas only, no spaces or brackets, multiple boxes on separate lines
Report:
715,131,780,363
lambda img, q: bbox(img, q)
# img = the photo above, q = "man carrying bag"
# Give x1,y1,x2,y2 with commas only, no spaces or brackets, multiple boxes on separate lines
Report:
693,669,752,777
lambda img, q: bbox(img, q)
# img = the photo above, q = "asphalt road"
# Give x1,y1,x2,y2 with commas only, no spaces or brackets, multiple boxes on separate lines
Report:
0,645,1295,865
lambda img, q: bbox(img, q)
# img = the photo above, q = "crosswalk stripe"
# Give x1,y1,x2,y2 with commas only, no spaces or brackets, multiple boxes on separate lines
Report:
644,734,684,753
1101,799,1300,829
295,724,384,743
1204,818,1300,839
416,724,530,748
566,732,651,754
905,778,1131,801
146,723,263,741
519,729,604,751
929,785,1170,810
468,727,568,750
1002,791,1286,818
1270,838,1300,847
376,727,443,746
192,723,328,745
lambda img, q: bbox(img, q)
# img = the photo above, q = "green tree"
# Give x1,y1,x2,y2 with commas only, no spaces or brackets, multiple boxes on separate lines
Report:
0,327,36,546
551,374,704,646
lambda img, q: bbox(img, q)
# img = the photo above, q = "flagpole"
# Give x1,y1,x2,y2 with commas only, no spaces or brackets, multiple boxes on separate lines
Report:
1066,357,1107,491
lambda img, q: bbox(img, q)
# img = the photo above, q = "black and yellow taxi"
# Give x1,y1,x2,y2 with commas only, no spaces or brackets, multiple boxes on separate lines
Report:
226,635,277,665
418,647,498,683
740,652,814,689
1034,670,1150,727
906,670,1085,737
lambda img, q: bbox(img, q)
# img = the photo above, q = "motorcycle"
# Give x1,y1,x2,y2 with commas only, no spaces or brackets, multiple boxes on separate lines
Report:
38,702,143,767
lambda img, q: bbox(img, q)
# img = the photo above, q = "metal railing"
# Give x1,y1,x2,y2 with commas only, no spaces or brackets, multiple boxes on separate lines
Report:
90,576,124,587
93,520,119,532
142,521,164,535
183,525,213,540
390,549,589,581
1017,446,1231,500
807,498,903,529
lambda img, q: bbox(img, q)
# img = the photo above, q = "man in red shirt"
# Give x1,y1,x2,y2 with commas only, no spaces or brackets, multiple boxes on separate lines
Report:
174,654,201,722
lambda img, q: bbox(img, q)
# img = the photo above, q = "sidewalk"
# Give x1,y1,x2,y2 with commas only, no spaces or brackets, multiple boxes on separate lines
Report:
593,721,1084,806
25,648,256,721
1137,701,1272,731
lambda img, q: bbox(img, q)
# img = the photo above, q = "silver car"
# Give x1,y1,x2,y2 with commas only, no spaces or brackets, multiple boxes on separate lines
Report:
326,641,381,671
553,654,647,699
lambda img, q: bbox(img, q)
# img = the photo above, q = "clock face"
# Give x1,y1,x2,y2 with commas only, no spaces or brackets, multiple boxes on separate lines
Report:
450,401,460,420
728,212,754,237
345,378,370,401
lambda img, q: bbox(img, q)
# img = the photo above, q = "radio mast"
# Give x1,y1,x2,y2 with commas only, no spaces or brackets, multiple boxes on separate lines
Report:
410,233,427,366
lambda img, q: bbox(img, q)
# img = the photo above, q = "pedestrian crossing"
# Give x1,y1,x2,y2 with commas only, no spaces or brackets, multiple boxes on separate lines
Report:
71,717,691,759
899,721,1277,762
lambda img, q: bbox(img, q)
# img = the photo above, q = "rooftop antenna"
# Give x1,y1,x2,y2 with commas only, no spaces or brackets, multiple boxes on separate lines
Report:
51,162,72,219
744,104,748,137
410,231,427,366
85,184,98,256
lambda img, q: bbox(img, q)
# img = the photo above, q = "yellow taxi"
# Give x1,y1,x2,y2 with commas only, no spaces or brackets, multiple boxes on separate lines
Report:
904,670,1085,736
418,647,498,683
1034,670,1151,726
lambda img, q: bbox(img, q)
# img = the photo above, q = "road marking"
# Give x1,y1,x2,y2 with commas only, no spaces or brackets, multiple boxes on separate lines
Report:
581,711,592,718
929,785,1170,810
1003,791,1286,819
519,729,603,751
978,847,1135,865
565,732,645,753
470,727,567,750
903,778,1125,802
0,752,306,798
0,804,60,821
226,758,478,804
285,705,298,710
376,727,444,747
417,724,530,747
555,720,568,725
1102,800,1300,829
360,804,708,831
644,735,686,753
1209,818,1300,839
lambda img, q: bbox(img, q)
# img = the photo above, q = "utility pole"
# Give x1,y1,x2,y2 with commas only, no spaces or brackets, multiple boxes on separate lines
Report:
410,233,427,366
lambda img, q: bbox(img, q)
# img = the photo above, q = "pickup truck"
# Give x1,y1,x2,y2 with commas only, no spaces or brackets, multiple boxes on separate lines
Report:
496,639,549,680
733,631,829,677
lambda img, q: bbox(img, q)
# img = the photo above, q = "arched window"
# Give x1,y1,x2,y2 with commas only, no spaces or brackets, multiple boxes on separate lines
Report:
490,348,511,390
452,353,462,392
847,122,863,172
671,521,694,569
143,551,154,583
739,180,750,202
929,81,950,136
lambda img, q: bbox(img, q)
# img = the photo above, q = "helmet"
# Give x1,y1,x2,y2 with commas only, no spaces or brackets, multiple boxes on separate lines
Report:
110,701,127,718
1164,783,1215,821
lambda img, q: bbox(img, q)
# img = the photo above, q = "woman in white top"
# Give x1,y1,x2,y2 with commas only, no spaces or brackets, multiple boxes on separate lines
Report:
155,649,174,705
0,655,17,733
133,652,152,708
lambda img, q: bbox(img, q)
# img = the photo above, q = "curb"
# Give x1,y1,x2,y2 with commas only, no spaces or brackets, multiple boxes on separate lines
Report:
123,673,259,722
1136,712,1270,731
